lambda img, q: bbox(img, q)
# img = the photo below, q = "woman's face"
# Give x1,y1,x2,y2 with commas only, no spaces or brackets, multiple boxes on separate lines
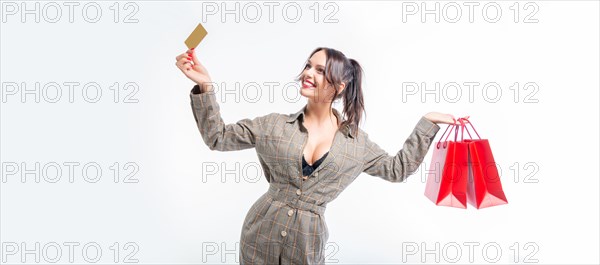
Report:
300,50,336,103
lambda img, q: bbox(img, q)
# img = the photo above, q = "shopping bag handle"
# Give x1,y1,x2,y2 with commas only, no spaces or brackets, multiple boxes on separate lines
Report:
436,118,459,149
457,116,482,141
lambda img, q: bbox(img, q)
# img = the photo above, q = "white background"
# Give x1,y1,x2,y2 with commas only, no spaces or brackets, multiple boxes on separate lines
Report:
1,1,598,264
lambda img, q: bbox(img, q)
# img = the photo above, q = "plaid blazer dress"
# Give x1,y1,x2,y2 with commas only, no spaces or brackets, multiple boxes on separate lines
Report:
189,85,441,264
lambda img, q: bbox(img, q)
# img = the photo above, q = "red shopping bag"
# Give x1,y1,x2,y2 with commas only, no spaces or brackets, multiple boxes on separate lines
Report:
424,123,469,209
459,118,508,209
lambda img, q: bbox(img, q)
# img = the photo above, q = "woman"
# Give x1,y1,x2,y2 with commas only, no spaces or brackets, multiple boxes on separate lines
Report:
176,47,455,264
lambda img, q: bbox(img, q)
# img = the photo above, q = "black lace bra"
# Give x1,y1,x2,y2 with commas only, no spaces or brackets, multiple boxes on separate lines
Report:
302,151,329,177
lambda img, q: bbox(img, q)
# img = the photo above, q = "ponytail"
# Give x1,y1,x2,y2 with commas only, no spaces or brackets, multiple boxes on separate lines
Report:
341,58,365,137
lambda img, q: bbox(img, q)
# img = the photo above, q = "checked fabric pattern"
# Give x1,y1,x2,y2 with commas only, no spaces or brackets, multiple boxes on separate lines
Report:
189,84,440,264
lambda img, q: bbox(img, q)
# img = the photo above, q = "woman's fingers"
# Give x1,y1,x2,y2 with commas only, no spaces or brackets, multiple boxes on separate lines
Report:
176,57,193,72
186,49,195,66
457,116,470,124
449,114,458,124
176,51,195,62
176,58,192,72
176,49,211,84
425,113,473,125
176,57,189,67
175,50,202,72
189,49,198,64
189,50,209,73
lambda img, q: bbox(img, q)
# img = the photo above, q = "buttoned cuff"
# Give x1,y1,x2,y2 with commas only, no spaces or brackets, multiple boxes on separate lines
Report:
415,116,441,137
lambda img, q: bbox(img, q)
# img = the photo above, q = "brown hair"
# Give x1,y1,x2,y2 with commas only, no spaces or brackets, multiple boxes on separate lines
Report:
294,47,366,136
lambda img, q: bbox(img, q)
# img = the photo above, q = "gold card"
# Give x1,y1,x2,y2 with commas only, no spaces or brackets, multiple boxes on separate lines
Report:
184,23,208,49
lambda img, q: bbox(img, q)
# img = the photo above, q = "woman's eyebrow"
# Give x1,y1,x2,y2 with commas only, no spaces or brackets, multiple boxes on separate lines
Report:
307,60,325,68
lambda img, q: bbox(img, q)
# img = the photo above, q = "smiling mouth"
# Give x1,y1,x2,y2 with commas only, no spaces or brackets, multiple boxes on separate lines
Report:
303,80,315,88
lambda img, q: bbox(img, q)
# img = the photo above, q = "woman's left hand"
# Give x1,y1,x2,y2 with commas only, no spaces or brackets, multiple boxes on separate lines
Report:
424,112,456,125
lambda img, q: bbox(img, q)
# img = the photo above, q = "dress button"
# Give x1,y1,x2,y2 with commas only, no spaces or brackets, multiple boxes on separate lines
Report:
296,189,302,196
314,172,319,177
287,209,294,216
281,231,287,237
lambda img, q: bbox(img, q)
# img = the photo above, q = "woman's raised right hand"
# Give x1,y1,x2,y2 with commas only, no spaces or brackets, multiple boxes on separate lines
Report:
175,48,213,92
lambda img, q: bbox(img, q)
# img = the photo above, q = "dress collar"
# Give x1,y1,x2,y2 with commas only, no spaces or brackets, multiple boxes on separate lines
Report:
286,105,355,139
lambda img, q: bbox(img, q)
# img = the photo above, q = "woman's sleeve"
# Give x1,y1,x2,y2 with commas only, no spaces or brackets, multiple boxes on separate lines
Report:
189,84,273,151
361,116,440,182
